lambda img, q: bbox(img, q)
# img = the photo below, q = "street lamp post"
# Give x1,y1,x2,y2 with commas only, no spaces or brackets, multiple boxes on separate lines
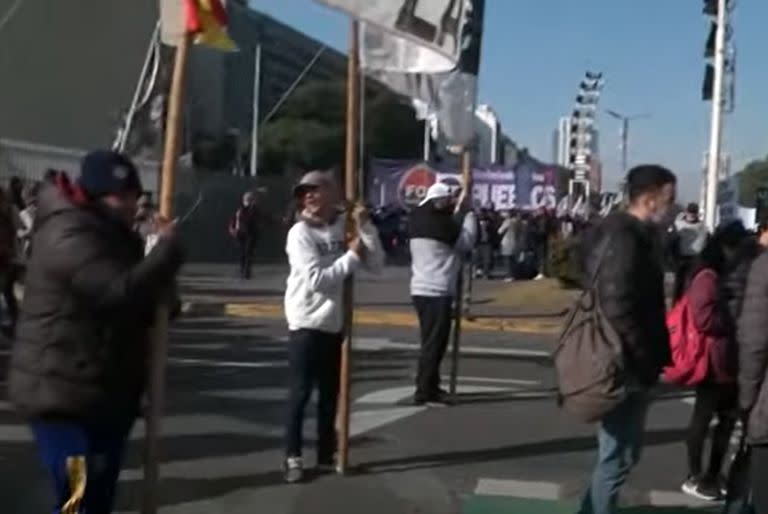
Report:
703,0,730,231
605,110,650,178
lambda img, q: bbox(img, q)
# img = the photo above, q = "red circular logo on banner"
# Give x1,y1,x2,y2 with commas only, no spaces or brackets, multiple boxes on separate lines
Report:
398,165,436,207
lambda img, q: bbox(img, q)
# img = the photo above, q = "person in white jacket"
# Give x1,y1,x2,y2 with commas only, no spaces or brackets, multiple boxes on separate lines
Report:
283,170,384,483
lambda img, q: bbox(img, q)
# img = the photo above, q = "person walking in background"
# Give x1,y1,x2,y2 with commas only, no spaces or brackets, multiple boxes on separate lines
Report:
9,176,26,212
16,183,39,266
134,193,157,243
474,208,495,279
578,165,676,514
282,170,383,483
409,182,476,407
8,150,184,514
678,233,739,501
497,210,519,282
229,191,262,279
673,203,708,300
0,187,21,336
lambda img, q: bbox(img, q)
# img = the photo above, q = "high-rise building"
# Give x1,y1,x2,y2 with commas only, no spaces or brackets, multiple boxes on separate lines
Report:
553,117,572,167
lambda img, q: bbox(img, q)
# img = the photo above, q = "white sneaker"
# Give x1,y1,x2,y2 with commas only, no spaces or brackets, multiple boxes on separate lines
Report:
283,456,304,484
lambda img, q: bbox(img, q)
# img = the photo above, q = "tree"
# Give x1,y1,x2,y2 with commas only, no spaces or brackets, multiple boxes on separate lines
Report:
737,156,768,206
257,79,424,174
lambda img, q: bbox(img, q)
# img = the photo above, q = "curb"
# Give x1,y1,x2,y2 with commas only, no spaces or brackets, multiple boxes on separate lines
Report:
182,301,563,334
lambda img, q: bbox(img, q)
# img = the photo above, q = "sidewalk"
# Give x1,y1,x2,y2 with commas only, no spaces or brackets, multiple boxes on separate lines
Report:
180,264,575,334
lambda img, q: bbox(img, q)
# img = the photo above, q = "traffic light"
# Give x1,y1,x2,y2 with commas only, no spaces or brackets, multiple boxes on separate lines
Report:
705,22,716,57
702,64,714,101
703,0,717,16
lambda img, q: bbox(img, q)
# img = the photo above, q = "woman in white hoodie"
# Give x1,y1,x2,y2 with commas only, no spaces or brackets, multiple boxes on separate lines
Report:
283,170,384,483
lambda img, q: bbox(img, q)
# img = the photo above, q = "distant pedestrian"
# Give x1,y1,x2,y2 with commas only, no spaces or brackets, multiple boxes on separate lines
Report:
408,182,477,407
673,203,708,300
8,150,184,514
229,191,262,279
282,170,384,483
577,164,676,514
0,187,21,336
474,208,495,278
497,210,520,282
9,176,26,212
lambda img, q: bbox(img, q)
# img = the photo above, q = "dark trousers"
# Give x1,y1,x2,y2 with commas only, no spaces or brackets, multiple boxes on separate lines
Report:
31,417,134,514
752,446,768,514
412,295,453,400
238,237,255,279
503,255,516,279
686,382,737,478
1,264,18,333
285,329,342,461
475,244,493,277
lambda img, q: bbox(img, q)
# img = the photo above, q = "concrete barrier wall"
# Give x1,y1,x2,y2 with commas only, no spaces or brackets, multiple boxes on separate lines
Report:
0,139,295,264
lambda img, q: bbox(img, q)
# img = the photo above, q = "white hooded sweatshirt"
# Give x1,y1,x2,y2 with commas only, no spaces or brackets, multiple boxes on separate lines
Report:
284,213,384,334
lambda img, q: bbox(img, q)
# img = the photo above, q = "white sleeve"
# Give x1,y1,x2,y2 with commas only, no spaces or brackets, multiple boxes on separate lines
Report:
497,219,510,236
358,221,385,274
454,211,478,253
286,224,360,294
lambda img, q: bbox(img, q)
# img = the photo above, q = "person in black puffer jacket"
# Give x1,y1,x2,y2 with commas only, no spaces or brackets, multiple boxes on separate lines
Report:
8,150,184,514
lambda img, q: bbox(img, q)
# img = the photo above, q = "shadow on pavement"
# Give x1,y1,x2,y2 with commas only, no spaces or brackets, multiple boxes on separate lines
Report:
360,428,688,474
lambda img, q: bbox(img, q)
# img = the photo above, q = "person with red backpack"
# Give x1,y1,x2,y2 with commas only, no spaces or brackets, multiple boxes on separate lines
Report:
667,230,742,501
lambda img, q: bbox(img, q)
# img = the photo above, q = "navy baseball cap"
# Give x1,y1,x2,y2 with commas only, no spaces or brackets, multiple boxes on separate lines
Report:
77,150,143,198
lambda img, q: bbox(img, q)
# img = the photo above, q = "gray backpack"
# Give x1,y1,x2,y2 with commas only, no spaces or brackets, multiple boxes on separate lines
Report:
552,237,626,423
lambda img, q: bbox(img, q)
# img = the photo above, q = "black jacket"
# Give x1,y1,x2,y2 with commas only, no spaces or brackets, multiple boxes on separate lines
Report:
8,184,184,420
738,249,768,443
582,212,671,386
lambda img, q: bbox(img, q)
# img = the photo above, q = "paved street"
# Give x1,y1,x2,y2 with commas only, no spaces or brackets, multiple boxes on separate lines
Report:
0,267,714,513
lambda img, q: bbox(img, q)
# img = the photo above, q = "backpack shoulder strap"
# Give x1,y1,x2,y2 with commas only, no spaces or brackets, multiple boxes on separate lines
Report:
588,235,613,288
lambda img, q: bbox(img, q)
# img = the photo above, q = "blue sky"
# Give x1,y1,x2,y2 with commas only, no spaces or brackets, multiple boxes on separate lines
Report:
250,1,767,201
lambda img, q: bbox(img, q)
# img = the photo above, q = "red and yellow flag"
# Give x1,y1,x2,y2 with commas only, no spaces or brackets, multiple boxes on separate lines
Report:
184,0,238,51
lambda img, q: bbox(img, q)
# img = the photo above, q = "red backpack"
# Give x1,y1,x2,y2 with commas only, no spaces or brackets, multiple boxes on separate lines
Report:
662,279,712,386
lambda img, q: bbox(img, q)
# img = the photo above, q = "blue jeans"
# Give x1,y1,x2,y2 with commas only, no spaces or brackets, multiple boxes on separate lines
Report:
578,392,649,514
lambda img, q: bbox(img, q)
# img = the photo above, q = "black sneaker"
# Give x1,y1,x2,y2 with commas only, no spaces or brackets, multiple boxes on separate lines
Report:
316,454,338,474
284,456,304,484
681,476,721,501
426,390,453,408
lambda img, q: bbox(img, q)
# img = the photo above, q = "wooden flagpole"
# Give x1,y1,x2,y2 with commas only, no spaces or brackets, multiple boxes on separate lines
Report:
449,148,472,399
142,30,191,514
337,19,360,475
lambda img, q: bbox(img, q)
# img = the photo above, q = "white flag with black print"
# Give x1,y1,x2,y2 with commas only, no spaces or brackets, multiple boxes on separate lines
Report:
317,0,469,65
355,0,485,148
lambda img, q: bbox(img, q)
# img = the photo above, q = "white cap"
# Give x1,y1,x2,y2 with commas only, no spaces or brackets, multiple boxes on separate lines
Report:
419,182,453,207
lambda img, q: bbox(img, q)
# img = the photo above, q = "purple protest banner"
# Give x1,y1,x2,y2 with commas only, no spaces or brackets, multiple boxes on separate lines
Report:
367,158,560,210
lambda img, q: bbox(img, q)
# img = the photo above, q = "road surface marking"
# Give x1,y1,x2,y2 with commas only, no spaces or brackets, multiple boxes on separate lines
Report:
223,302,561,334
353,338,550,358
475,478,561,500
168,357,286,369
474,478,721,508
440,375,539,386
201,388,288,401
647,489,714,508
171,343,229,351
355,385,518,405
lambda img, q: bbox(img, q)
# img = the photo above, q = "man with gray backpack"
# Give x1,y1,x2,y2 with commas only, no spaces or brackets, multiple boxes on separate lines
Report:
554,165,677,514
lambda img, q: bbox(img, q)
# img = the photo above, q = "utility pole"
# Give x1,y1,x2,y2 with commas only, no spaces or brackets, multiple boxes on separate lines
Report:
704,0,729,231
605,110,650,178
250,43,262,177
